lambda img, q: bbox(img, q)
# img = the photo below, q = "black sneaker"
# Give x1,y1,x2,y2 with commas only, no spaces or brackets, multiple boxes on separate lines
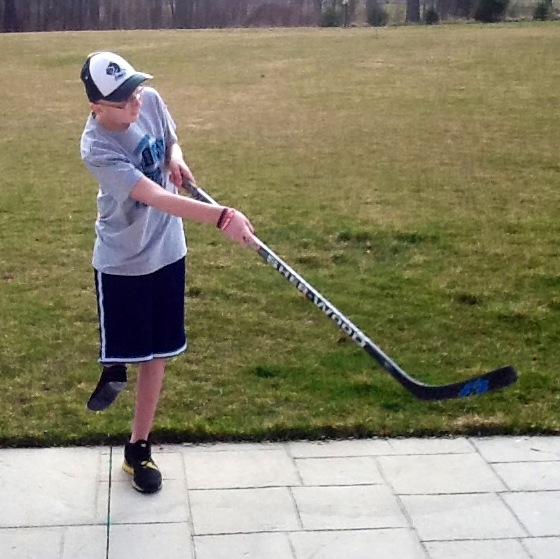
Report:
123,440,162,494
86,365,127,412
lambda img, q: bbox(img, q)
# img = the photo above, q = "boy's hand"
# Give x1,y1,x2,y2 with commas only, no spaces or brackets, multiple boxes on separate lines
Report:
218,208,258,249
167,142,195,189
169,158,194,190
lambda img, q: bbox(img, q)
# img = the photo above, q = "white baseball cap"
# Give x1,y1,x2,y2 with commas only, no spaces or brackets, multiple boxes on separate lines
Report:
80,51,152,103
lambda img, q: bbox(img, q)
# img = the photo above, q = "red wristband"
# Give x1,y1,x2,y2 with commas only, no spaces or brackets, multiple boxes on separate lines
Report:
217,208,234,230
216,208,229,229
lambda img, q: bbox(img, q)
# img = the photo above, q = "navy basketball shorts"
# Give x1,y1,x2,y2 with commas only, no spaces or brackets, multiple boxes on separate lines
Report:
94,257,187,364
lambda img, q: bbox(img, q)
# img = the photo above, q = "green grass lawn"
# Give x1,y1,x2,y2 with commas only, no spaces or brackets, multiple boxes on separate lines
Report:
0,23,558,446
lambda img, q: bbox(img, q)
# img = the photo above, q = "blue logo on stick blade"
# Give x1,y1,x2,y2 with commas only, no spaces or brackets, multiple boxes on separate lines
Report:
459,378,490,398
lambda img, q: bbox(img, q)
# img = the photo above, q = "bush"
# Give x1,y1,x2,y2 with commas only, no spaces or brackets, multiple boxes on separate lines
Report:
474,0,510,22
366,0,389,26
424,5,440,23
533,0,553,20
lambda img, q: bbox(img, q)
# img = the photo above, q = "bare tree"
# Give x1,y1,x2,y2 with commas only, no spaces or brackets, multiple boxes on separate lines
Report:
436,0,473,18
173,0,192,28
89,0,100,29
3,0,20,31
406,0,421,21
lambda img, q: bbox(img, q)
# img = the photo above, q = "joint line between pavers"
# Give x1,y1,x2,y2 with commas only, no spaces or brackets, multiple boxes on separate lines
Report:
106,446,113,559
376,455,430,557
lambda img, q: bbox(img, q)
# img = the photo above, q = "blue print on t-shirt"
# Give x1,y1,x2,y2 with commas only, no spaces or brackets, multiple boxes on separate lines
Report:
135,135,166,187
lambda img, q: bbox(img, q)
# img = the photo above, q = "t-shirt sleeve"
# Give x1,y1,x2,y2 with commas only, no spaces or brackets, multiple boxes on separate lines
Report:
154,90,178,146
83,141,144,204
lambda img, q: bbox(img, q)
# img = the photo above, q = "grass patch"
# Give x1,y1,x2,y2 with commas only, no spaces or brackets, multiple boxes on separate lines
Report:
0,24,559,446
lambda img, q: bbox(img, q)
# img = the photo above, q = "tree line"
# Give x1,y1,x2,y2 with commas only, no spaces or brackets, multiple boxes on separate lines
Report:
0,0,325,32
0,0,514,32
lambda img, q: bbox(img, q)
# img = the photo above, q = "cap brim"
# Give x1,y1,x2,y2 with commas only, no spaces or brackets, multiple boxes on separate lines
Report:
104,72,152,102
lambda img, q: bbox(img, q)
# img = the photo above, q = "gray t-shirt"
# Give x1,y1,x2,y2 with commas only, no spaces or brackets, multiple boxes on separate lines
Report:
80,87,187,276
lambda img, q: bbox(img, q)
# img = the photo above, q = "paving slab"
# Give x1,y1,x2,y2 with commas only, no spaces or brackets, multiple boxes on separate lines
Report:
295,456,384,486
1,525,107,559
522,537,560,559
108,479,190,525
182,441,285,453
189,487,301,535
0,447,108,528
502,491,560,537
194,533,294,559
378,453,506,494
493,461,560,491
471,437,560,462
292,485,408,530
289,528,427,559
387,437,475,455
183,448,300,489
424,539,532,559
288,438,395,458
400,493,528,541
2,526,63,559
108,523,193,559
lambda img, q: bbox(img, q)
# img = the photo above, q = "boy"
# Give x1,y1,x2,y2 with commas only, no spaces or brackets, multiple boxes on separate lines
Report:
80,51,255,493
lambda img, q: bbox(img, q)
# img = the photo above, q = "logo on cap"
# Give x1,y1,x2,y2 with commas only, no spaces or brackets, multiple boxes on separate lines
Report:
106,62,126,81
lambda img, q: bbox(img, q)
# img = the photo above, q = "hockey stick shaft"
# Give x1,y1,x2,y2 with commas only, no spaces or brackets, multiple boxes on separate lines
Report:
186,181,518,401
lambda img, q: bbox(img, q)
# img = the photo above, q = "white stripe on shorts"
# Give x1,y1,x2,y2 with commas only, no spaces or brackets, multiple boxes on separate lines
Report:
96,269,108,362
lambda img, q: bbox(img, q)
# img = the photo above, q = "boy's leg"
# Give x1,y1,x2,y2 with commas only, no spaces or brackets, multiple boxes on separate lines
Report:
122,358,166,494
86,364,128,412
131,358,167,442
122,258,186,493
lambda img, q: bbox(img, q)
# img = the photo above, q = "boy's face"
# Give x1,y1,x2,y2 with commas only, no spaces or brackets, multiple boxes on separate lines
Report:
91,86,144,130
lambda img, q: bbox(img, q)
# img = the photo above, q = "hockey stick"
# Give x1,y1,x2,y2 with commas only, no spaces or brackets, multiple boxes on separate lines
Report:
186,181,518,401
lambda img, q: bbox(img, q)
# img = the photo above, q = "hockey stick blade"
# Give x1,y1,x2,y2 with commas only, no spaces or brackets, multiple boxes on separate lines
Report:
186,181,519,401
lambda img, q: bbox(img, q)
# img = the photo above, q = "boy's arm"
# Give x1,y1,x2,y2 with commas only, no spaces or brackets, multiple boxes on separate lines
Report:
129,175,256,247
131,175,223,224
